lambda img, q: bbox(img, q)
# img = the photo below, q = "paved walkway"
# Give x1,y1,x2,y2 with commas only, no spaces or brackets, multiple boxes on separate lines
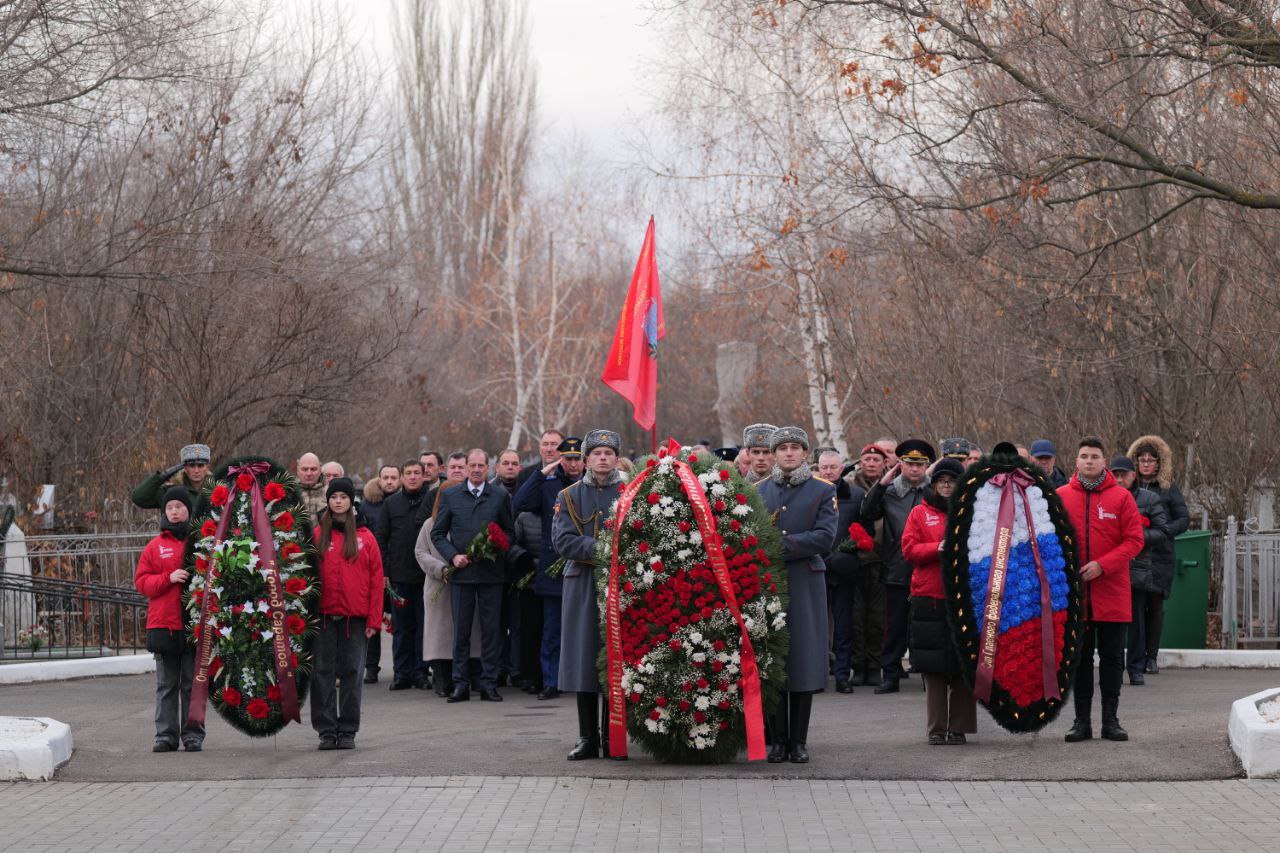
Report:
1,662,1270,782
3,776,1279,852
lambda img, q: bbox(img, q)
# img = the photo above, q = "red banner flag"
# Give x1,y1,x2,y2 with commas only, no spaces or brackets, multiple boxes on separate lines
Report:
602,217,665,431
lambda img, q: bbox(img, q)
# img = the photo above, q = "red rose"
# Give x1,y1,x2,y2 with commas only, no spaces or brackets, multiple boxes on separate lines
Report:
648,709,662,720
196,556,209,573
266,685,282,703
280,542,302,560
200,520,216,538
719,469,731,481
291,652,299,667
236,472,255,492
285,577,307,594
646,492,661,505
222,687,242,707
246,698,270,720
209,657,223,677
264,482,286,503
287,614,307,635
272,512,294,531
210,485,230,507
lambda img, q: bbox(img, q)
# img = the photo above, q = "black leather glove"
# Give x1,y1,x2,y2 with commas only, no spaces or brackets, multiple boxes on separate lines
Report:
161,462,184,480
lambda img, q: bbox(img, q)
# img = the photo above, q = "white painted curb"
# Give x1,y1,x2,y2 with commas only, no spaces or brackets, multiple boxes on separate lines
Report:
1228,687,1280,779
0,654,155,685
1159,649,1280,669
0,717,73,781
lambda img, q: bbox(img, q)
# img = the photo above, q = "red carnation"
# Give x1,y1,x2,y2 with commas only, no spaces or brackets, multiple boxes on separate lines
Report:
735,493,747,504
632,519,644,531
719,720,730,731
236,472,255,492
287,614,307,635
693,711,707,723
651,561,664,574
681,681,693,692
719,469,731,481
712,660,724,672
272,512,294,531
266,684,282,703
668,639,682,651
713,640,726,651
264,481,286,503
637,542,649,554
624,582,635,593
222,687,242,707
646,458,657,467
246,698,270,720
655,696,668,707
678,699,692,711
697,677,709,689
285,577,307,594
201,520,216,538
678,521,691,533
713,500,727,512
646,492,661,504
730,520,741,532
210,485,230,507
648,709,662,720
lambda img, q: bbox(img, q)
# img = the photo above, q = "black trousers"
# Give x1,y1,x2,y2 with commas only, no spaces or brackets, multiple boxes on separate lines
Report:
366,587,390,676
851,562,885,675
1127,590,1164,675
518,588,544,688
1075,620,1127,719
153,642,204,747
391,581,428,684
451,582,504,691
828,578,856,683
879,583,910,680
311,616,369,737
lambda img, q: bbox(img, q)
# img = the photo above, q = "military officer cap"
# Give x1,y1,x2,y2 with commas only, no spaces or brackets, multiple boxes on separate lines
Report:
583,429,621,455
895,438,936,465
742,423,777,450
769,426,810,452
713,446,740,462
180,444,211,465
940,437,972,460
557,436,584,458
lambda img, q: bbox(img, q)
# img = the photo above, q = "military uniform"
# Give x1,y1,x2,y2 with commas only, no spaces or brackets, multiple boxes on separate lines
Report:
742,423,777,485
552,428,626,761
755,426,838,763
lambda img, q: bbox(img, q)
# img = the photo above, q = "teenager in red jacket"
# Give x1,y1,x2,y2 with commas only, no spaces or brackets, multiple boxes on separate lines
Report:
901,459,976,745
134,486,204,752
311,478,384,750
1058,437,1145,743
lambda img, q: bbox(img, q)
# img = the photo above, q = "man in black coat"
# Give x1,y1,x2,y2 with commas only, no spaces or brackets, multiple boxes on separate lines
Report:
816,450,865,694
432,448,516,702
517,429,564,487
374,459,434,690
358,463,401,683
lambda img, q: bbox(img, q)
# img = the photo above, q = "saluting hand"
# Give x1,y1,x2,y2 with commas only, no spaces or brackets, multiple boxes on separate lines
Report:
879,463,901,486
541,460,560,477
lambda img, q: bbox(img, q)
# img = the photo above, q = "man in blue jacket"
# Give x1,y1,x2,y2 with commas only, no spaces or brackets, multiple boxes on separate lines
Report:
432,449,516,702
511,436,584,699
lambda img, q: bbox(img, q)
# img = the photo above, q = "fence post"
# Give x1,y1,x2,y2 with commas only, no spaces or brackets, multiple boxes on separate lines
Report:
1222,516,1237,649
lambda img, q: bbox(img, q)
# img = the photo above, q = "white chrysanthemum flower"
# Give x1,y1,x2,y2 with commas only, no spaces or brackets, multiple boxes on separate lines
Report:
695,695,710,710
662,507,676,517
710,483,727,497
649,504,662,517
690,632,703,644
632,682,644,694
766,599,781,613
642,572,655,585
689,531,703,544
645,718,659,732
691,652,706,663
677,549,692,561
772,614,786,630
731,504,752,516
694,736,707,749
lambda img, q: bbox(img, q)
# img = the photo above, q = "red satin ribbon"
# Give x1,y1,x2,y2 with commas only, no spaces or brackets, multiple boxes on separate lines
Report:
605,442,767,760
188,462,301,728
973,469,1061,704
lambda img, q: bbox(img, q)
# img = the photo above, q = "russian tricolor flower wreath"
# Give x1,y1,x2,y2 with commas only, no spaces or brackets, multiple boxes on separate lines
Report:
182,456,318,737
594,445,789,763
944,448,1084,733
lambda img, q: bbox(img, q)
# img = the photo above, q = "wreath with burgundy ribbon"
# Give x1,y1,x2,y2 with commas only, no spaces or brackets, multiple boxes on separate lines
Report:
182,456,318,737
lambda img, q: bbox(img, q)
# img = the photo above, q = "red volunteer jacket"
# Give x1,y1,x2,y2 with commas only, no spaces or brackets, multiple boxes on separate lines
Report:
315,526,384,627
134,530,188,630
1059,470,1145,622
901,501,947,600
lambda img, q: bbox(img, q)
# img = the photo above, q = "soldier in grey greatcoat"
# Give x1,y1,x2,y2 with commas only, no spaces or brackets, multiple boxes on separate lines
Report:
755,426,838,764
742,423,778,484
552,428,627,761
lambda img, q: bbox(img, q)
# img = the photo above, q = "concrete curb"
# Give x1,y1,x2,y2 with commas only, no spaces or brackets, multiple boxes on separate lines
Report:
1160,649,1280,669
1228,687,1280,779
0,654,155,685
0,717,73,781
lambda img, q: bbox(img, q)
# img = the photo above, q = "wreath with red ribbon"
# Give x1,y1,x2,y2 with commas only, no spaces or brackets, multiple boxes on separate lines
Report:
598,442,788,764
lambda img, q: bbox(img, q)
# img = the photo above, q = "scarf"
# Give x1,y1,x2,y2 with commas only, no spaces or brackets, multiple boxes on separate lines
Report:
588,469,624,488
770,462,812,487
1078,473,1106,491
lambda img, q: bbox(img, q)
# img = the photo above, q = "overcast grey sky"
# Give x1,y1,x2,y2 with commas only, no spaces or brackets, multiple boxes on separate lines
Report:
328,0,661,150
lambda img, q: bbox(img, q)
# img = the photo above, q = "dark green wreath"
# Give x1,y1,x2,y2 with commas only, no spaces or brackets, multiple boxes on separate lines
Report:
183,455,318,737
943,443,1084,733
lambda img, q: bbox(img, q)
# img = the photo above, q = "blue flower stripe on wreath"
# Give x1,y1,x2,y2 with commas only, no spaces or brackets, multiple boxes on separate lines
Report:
967,534,1069,635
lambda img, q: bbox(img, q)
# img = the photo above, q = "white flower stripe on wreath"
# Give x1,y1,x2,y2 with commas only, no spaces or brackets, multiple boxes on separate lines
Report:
967,482,1053,564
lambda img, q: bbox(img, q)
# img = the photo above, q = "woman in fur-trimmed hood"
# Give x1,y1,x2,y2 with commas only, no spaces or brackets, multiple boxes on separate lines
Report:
1123,434,1190,676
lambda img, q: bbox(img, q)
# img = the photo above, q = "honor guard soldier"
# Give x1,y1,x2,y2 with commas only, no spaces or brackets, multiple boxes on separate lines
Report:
553,429,627,761
755,426,838,763
741,423,778,484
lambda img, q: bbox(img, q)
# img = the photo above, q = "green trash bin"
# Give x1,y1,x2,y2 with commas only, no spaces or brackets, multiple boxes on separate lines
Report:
1161,530,1212,649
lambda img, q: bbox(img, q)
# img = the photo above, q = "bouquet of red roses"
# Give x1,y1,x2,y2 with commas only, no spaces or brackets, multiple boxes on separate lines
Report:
444,523,511,582
837,521,875,554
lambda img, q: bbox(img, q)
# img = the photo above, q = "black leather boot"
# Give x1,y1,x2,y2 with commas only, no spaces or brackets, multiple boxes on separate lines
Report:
1064,718,1093,742
766,694,789,763
568,693,600,760
789,692,813,763
1101,696,1128,741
